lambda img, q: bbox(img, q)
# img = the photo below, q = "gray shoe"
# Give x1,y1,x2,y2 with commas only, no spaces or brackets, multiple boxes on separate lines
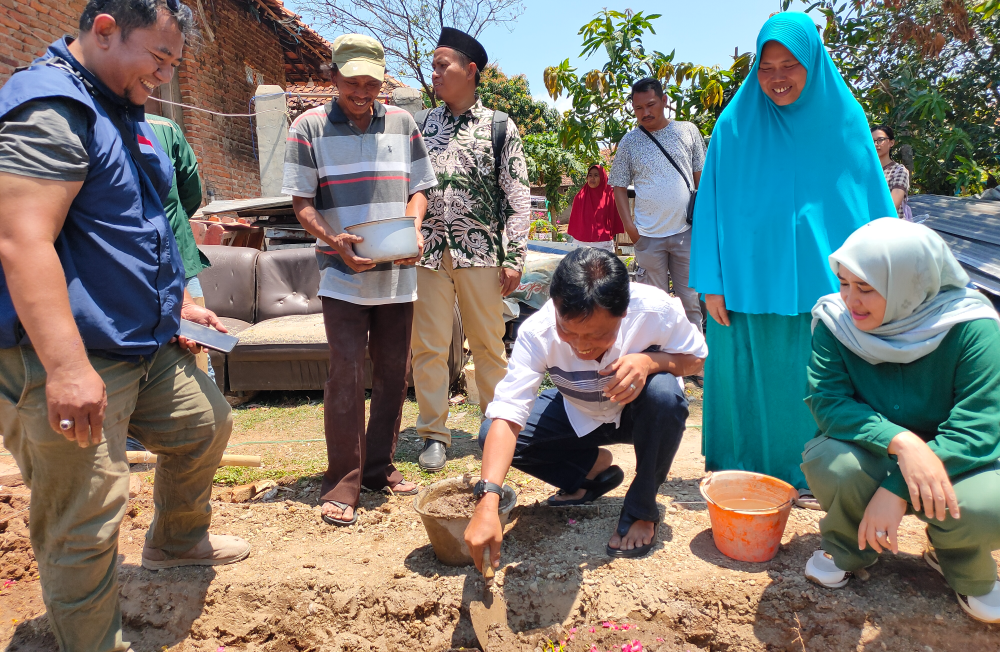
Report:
418,440,447,472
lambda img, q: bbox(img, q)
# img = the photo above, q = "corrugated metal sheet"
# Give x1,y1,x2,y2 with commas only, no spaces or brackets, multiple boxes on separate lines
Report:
199,196,293,215
913,195,1000,299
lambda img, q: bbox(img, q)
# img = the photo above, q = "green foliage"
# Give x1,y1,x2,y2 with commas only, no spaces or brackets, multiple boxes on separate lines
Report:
529,218,567,242
796,0,999,196
523,131,588,215
472,66,585,212
478,66,560,136
544,10,754,157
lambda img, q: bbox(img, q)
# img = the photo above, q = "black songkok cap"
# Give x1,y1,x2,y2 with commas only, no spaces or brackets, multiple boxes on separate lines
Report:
437,27,488,73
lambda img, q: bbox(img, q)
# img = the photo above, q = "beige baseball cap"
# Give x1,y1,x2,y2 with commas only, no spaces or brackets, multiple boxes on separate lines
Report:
332,34,385,79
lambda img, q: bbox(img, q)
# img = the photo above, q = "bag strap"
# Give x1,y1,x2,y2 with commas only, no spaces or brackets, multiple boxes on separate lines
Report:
492,110,508,191
415,106,510,221
638,125,692,193
37,57,162,192
414,108,430,133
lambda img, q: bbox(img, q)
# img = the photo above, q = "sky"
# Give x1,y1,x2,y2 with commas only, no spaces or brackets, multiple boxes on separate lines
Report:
283,0,822,110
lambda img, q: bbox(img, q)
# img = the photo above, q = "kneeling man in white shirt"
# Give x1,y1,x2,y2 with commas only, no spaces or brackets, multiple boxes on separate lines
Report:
465,247,707,565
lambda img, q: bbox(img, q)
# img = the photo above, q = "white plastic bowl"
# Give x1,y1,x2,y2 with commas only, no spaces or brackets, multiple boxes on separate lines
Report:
344,217,419,264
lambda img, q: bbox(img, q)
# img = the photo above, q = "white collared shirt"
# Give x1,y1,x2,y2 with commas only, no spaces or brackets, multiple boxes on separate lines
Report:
486,284,708,437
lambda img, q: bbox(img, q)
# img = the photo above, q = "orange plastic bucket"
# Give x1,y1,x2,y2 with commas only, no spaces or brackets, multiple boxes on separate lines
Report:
699,471,799,563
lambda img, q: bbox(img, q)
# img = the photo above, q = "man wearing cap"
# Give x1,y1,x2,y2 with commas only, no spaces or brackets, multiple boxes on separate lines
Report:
411,27,531,472
283,35,437,525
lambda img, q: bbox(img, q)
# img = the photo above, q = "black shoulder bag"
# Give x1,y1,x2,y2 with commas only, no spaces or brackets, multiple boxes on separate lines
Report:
638,125,697,225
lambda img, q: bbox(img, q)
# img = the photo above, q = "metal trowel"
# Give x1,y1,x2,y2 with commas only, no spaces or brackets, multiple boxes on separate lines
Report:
470,548,511,651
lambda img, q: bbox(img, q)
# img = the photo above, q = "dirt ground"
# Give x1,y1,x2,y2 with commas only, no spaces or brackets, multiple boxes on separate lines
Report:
2,385,999,651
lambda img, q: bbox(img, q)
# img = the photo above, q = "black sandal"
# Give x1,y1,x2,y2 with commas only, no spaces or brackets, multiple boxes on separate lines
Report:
605,508,658,558
547,465,625,506
320,500,359,526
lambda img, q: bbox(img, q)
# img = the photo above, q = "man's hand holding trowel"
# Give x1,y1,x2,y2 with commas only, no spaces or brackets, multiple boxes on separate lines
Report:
465,418,520,573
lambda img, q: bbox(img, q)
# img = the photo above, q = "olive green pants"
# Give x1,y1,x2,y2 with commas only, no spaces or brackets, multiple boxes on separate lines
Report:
802,436,1000,597
0,344,232,652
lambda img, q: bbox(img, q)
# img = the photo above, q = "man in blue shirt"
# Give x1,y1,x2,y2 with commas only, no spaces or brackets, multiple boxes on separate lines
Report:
0,2,249,650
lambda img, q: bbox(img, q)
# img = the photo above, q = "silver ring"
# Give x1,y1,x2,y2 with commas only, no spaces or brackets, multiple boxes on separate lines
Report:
59,419,74,431
875,530,887,538
629,383,636,391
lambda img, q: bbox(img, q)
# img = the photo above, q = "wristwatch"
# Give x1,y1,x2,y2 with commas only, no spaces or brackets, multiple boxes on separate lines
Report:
473,479,504,500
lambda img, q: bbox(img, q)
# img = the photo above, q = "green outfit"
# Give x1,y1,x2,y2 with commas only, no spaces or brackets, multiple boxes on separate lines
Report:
802,319,1000,596
147,115,208,279
0,344,232,651
702,311,816,488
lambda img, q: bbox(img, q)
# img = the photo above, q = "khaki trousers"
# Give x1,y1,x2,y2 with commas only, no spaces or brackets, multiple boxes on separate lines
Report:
0,344,232,652
412,250,508,445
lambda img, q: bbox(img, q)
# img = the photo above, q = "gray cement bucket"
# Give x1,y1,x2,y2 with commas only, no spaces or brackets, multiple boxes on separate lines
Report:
413,474,517,566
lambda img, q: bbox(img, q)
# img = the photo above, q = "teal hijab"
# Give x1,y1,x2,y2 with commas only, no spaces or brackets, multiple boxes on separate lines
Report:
690,12,896,315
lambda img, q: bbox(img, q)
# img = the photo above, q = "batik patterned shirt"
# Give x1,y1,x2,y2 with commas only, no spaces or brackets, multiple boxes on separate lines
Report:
419,99,531,271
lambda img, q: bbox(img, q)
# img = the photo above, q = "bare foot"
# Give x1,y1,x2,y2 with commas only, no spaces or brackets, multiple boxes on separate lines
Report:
607,519,655,551
548,448,613,504
321,501,354,522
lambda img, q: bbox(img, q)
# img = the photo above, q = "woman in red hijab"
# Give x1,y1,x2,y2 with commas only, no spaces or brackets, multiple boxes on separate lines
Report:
568,164,623,251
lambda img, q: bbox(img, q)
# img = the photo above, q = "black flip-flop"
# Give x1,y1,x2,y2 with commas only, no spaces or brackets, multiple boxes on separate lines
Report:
605,508,658,559
320,500,358,527
547,465,625,507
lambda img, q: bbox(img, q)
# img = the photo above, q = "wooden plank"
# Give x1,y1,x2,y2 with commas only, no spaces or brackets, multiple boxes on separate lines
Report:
235,207,297,218
127,451,262,467
265,228,312,239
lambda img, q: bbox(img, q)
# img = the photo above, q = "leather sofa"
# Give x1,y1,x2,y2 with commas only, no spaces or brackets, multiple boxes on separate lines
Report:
198,245,464,393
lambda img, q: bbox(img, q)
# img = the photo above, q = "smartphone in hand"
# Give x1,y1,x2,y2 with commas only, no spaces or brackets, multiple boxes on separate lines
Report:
178,319,239,353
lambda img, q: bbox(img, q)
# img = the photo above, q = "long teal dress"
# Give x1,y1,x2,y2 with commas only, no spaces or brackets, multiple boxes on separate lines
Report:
703,313,816,488
689,13,897,488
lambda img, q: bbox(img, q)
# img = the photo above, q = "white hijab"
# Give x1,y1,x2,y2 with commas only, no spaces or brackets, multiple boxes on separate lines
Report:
811,218,999,365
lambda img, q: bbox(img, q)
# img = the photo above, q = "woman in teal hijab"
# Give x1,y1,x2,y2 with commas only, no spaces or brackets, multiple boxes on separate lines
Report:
690,12,896,496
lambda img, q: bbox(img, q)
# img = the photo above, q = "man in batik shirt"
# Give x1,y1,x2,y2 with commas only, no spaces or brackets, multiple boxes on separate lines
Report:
412,27,531,472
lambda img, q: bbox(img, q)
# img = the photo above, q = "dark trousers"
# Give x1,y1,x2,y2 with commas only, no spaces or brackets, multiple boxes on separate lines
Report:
321,297,413,507
479,373,688,522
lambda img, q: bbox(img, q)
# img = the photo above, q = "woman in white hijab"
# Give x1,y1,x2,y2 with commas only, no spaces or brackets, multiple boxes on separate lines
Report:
801,218,1000,623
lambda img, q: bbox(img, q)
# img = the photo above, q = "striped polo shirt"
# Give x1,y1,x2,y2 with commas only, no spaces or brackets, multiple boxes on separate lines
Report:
281,100,437,305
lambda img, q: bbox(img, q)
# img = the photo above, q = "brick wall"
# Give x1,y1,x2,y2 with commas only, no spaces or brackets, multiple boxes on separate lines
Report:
0,0,289,201
175,0,287,200
0,0,87,81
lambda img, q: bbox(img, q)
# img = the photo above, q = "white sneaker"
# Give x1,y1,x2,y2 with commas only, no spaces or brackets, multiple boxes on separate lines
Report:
958,582,1000,623
805,550,850,588
924,546,944,576
925,546,1000,623
805,550,876,588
